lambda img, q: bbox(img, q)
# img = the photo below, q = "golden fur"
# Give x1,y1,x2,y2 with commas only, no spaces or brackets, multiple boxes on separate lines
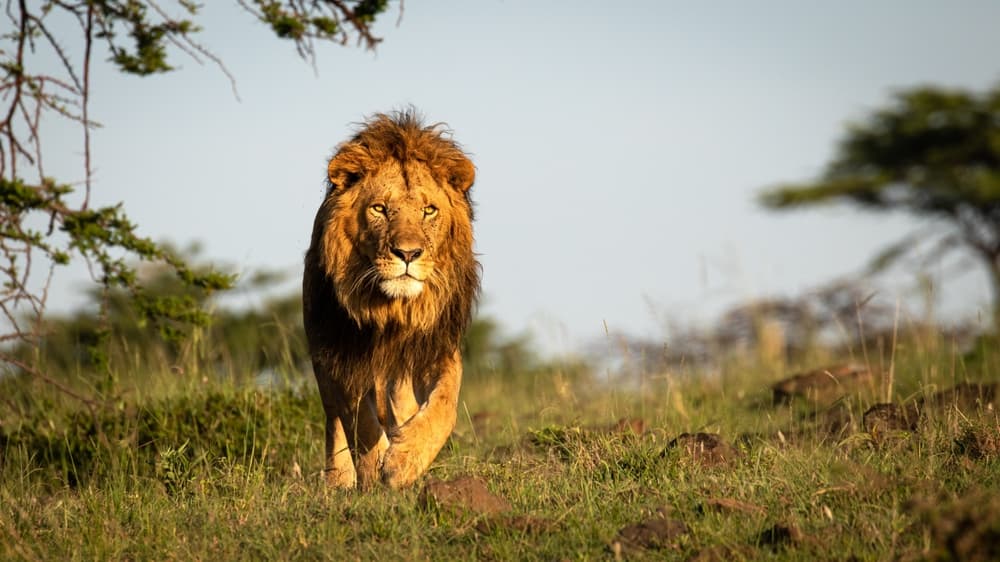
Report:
302,110,479,489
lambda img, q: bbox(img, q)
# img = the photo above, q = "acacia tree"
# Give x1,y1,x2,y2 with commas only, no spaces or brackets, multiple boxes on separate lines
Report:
760,84,1000,327
0,1,391,397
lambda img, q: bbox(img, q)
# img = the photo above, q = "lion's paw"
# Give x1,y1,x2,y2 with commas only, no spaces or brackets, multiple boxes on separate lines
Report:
323,467,357,489
380,441,428,489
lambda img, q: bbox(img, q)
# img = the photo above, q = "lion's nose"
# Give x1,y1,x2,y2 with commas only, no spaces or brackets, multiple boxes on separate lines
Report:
391,246,423,263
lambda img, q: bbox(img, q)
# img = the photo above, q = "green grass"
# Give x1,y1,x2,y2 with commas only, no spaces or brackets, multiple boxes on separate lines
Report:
1,331,998,560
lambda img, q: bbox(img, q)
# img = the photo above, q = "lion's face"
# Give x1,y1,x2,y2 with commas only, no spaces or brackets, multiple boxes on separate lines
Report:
315,122,476,332
356,160,455,300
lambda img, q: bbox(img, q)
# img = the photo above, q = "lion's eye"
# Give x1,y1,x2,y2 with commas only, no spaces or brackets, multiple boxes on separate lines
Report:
370,204,386,215
423,205,438,217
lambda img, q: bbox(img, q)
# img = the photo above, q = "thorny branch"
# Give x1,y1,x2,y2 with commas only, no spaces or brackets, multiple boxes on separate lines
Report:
0,1,393,410
0,1,240,407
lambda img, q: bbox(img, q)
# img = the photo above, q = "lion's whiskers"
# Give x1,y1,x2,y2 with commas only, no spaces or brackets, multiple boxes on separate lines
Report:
347,266,380,298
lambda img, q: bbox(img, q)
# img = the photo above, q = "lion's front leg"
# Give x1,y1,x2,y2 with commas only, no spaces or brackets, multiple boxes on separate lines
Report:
389,376,421,426
341,393,390,490
319,382,388,490
381,350,462,489
323,414,357,488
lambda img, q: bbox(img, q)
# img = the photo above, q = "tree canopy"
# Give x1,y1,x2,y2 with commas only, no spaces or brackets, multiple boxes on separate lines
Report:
0,1,391,397
760,84,1000,325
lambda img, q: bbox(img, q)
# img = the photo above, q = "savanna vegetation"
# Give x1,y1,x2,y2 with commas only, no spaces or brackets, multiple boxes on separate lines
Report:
1,261,998,560
2,2,999,560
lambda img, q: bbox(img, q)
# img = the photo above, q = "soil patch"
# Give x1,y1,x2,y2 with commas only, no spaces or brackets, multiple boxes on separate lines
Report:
922,382,998,416
772,364,873,405
863,403,920,433
417,476,511,516
610,514,689,556
954,424,1000,459
754,522,818,551
907,487,1000,562
663,433,742,467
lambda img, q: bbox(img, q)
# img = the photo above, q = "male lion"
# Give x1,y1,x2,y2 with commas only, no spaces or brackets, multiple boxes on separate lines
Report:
302,110,479,490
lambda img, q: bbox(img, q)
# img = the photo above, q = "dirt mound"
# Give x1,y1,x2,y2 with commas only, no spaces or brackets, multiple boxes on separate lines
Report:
863,403,920,433
417,476,511,516
662,433,742,467
609,508,689,557
772,364,873,405
754,522,818,551
923,382,998,415
907,487,1000,562
954,424,1000,460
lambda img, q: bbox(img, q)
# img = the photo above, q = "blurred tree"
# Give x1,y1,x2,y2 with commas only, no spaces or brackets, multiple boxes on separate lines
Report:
29,250,309,383
0,2,391,397
760,84,1000,327
461,315,538,378
28,244,222,376
32,260,525,386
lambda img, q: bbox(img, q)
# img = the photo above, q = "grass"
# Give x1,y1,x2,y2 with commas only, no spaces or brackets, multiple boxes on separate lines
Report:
1,328,998,560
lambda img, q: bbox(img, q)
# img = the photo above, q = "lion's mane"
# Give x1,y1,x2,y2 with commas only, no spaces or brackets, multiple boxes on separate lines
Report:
302,110,479,399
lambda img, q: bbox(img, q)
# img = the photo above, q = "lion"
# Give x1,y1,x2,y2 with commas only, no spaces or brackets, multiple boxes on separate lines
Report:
302,110,479,490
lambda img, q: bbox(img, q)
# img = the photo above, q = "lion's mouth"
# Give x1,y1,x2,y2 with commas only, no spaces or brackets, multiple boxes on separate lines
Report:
379,274,424,299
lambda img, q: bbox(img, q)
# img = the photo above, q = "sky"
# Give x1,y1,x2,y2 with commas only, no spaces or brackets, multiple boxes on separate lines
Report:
37,0,1000,355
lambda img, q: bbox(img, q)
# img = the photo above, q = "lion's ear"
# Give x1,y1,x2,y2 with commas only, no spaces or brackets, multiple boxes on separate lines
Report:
327,146,367,191
448,156,476,193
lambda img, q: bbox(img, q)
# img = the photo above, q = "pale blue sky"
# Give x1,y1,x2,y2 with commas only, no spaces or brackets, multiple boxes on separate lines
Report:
43,1,1000,353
